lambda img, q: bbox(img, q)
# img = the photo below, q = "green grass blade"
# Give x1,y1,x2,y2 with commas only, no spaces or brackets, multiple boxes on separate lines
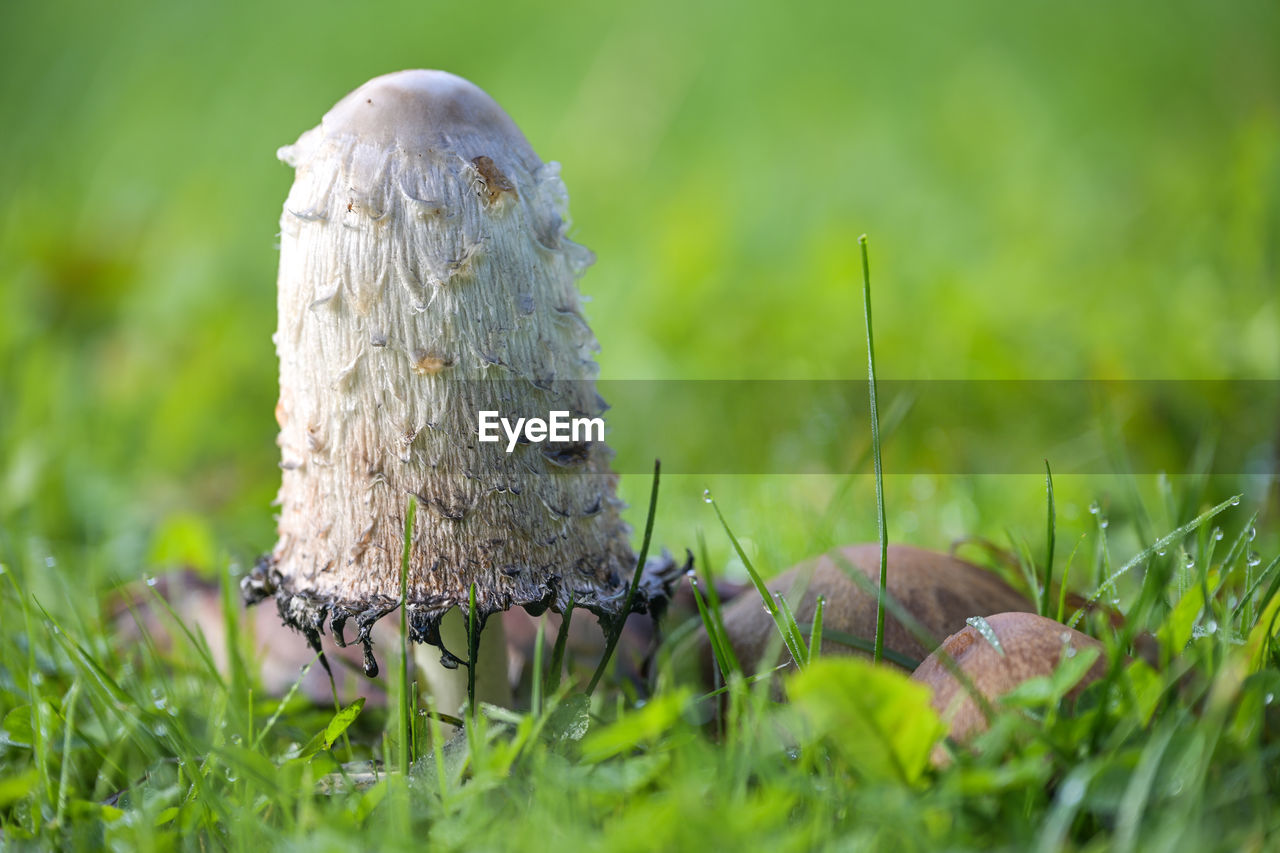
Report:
808,596,825,663
587,458,662,695
1043,460,1056,615
859,234,889,665
707,497,808,668
398,497,415,773
546,593,574,697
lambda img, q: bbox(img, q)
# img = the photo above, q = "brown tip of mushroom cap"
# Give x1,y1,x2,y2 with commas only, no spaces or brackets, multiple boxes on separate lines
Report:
706,544,1033,681
281,69,538,171
910,611,1108,751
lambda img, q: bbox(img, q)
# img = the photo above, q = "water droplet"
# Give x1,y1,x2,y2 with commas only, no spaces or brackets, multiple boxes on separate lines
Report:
1184,553,1195,569
1088,501,1101,515
1206,620,1218,634
45,556,56,568
230,734,243,746
1060,632,1072,643
966,616,1005,656
144,575,158,587
154,723,168,737
1098,516,1109,529
224,768,238,782
1247,552,1261,568
1247,526,1257,543
702,489,714,504
1212,527,1224,541
1156,546,1167,556
1230,496,1242,506
1266,693,1275,706
1064,646,1078,658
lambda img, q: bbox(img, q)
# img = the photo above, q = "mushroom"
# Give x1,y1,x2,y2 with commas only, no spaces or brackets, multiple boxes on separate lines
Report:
706,544,1033,677
910,611,1108,751
242,69,673,713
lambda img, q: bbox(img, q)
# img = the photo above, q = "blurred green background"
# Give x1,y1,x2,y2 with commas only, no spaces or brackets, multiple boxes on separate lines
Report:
0,0,1276,591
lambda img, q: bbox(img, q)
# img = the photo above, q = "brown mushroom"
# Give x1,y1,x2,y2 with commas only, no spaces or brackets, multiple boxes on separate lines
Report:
910,611,1108,750
707,543,1033,679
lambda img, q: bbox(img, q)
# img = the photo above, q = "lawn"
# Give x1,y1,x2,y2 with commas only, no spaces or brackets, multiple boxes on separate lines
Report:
0,0,1277,849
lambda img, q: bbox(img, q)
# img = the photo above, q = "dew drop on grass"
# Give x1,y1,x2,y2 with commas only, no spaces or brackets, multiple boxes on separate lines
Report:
1156,546,1167,556
1099,517,1109,529
1088,501,1101,515
45,556,56,568
154,723,168,737
230,734,243,746
1184,553,1195,570
1247,552,1261,568
224,768,238,783
1266,693,1275,706
966,616,1005,656
144,575,158,587
1212,527,1225,541
702,489,714,504
1247,526,1257,543
1064,645,1078,658
1230,497,1242,506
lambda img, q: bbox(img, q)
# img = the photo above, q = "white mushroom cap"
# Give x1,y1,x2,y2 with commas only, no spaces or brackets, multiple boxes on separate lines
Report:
285,70,537,167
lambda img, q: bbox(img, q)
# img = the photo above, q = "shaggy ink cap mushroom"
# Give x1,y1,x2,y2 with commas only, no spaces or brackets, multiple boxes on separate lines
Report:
243,70,676,679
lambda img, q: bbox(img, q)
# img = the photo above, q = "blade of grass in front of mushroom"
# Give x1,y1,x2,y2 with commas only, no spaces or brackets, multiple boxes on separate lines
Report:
696,527,740,676
467,582,479,721
1043,460,1056,616
397,497,414,773
826,551,998,723
707,495,808,669
859,234,889,665
587,459,661,695
807,596,825,663
546,593,574,697
689,567,738,682
530,614,546,716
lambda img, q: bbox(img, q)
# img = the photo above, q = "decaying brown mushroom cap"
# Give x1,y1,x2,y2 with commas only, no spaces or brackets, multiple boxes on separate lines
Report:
243,70,674,675
709,543,1033,677
910,611,1108,747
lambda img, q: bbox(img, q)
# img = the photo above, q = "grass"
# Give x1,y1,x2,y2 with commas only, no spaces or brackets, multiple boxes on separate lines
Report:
0,476,1277,850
